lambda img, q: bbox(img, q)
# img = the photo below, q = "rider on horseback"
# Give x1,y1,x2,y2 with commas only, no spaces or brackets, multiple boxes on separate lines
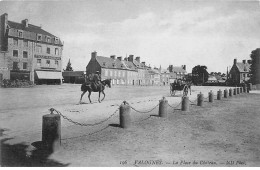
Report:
93,71,102,90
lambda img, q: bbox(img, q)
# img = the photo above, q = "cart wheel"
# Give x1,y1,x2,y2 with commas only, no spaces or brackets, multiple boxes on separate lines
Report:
170,86,173,96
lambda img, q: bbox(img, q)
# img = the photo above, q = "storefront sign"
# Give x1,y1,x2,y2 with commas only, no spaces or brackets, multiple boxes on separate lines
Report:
34,54,61,60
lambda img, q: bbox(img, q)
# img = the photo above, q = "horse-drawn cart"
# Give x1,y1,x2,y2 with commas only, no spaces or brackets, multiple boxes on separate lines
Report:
170,81,191,96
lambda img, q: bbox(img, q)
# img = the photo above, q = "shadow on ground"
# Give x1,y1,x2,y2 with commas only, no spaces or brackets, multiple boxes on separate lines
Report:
0,129,69,167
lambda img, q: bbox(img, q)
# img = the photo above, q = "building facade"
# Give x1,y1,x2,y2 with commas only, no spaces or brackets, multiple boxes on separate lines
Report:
228,59,251,85
0,13,63,84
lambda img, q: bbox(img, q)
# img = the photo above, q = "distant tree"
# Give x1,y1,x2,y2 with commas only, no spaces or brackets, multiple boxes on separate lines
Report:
192,65,209,85
64,59,73,71
249,48,259,84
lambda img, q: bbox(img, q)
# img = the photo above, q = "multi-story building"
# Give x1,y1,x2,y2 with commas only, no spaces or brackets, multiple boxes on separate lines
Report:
228,59,251,85
160,68,170,85
86,51,138,85
168,65,187,83
0,13,63,84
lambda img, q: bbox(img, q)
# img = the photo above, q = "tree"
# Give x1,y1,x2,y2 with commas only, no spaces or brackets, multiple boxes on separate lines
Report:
192,65,209,85
64,59,73,71
249,48,260,84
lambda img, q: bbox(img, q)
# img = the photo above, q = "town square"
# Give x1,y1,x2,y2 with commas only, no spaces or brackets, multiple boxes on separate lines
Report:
0,0,260,167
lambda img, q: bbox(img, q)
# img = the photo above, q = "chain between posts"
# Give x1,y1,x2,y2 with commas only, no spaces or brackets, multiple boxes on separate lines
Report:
167,101,182,109
51,108,119,127
129,103,159,114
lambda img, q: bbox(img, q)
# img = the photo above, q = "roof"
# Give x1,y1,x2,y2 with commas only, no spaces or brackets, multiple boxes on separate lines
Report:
7,20,63,45
161,69,170,74
121,60,137,71
133,60,145,69
171,66,186,73
235,62,250,73
96,56,129,70
8,21,54,37
62,71,84,77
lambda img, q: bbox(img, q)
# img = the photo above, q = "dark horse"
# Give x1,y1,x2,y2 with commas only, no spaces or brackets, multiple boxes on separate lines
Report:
79,79,111,104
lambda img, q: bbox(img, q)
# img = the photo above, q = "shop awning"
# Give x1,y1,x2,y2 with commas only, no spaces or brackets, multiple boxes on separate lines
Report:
36,71,62,79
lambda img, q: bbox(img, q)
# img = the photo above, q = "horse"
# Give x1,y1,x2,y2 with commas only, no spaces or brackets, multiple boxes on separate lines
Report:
79,79,111,104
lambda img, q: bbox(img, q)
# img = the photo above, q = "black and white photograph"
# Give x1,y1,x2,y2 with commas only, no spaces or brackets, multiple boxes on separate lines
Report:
0,0,260,167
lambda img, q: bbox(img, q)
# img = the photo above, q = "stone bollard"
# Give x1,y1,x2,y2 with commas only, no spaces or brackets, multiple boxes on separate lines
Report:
42,108,61,152
224,89,228,98
120,101,131,129
237,87,240,94
247,86,250,93
245,86,248,93
181,96,189,111
159,97,168,118
197,92,204,107
209,90,214,103
243,85,246,93
248,83,252,91
217,89,222,100
229,88,233,97
233,88,237,95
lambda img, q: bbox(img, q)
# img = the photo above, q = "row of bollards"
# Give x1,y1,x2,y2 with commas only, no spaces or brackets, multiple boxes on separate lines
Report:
41,85,251,151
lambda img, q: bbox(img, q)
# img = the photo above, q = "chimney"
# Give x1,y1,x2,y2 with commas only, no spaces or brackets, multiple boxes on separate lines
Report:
247,60,252,64
91,51,97,60
117,57,122,61
124,57,128,61
110,55,116,60
242,60,246,64
182,65,186,70
21,19,29,27
142,62,146,66
234,59,237,65
128,55,134,62
135,56,140,63
169,65,173,72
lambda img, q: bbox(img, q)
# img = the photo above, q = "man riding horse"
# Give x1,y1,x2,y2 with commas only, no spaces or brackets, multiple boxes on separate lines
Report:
92,71,102,91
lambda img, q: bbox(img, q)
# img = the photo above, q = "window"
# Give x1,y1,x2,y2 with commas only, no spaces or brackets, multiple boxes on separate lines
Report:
47,47,50,54
110,70,112,76
114,70,117,76
118,71,121,77
18,31,23,38
105,70,108,76
55,48,59,55
13,38,18,46
36,45,42,53
37,34,42,41
46,60,50,67
46,36,51,43
23,51,28,58
122,71,125,77
23,62,27,70
55,60,58,67
23,40,28,47
13,50,18,57
37,59,41,66
13,62,19,70
54,37,59,44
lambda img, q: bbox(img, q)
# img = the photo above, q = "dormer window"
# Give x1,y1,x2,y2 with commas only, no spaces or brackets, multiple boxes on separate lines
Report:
103,62,106,66
18,30,23,38
46,36,51,43
121,64,123,68
112,63,115,67
54,37,59,44
37,34,42,41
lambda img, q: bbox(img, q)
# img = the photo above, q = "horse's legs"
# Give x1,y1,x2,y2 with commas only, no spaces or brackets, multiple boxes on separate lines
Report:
98,91,101,103
88,91,92,103
79,91,86,104
101,90,105,101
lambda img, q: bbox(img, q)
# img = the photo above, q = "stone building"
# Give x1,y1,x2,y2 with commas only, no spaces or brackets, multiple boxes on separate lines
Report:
229,59,251,85
168,65,187,83
86,51,138,86
0,13,63,84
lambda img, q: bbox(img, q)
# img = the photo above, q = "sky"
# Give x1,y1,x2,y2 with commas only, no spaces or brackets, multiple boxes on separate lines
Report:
0,0,259,73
